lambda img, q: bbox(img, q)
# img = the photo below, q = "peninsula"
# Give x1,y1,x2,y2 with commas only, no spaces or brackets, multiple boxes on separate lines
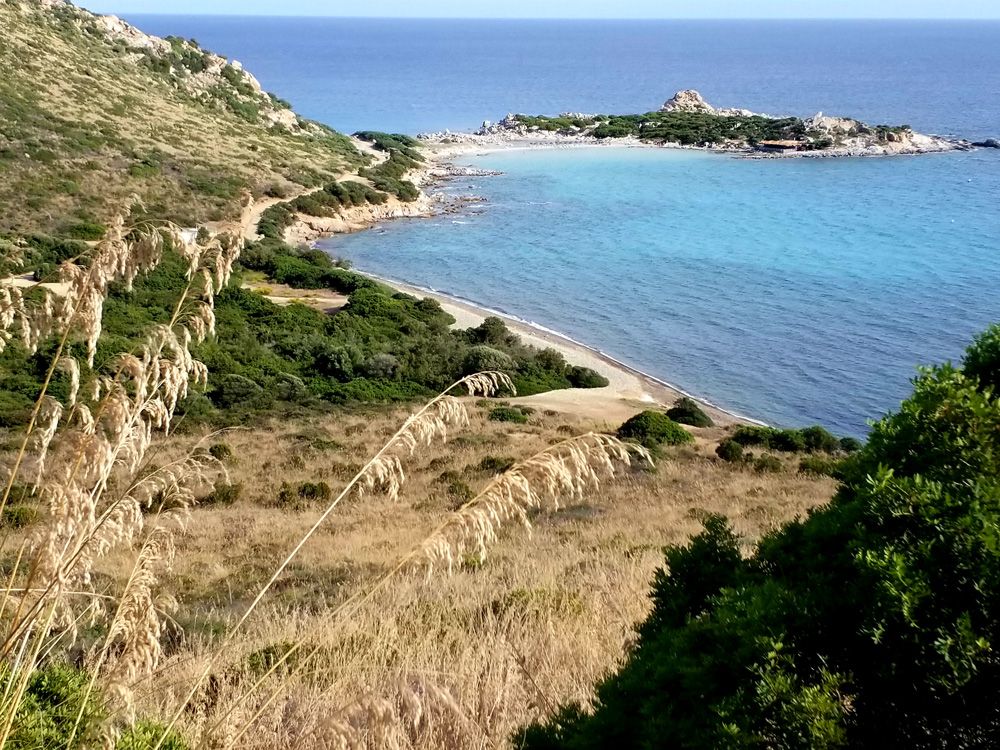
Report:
421,89,972,157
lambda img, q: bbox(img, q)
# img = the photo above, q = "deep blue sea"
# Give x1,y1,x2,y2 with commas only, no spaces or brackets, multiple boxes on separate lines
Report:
130,16,1000,435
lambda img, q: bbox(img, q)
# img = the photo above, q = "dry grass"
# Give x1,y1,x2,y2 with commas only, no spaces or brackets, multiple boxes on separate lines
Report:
86,406,834,748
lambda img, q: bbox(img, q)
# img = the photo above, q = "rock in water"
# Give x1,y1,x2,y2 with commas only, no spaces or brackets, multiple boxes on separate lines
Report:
973,138,1000,148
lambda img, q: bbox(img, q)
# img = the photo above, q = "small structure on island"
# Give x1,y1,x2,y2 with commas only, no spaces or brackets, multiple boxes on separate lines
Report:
756,140,802,153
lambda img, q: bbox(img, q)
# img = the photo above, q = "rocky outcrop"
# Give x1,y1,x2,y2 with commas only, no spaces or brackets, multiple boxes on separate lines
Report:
973,138,1000,148
660,90,756,117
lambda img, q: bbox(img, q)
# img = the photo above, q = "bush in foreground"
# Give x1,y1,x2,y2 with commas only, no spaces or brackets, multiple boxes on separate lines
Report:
520,324,1000,749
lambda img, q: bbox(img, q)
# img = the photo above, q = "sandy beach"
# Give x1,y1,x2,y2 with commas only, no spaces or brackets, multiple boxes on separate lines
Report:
355,272,751,429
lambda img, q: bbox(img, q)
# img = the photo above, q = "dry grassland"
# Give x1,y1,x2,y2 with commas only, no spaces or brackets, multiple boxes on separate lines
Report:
92,404,834,748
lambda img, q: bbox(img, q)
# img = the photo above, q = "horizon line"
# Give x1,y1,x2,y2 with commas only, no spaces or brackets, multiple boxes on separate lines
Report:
114,13,1000,21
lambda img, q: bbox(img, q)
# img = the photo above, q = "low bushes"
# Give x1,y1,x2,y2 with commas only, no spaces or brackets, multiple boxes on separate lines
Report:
617,411,692,449
730,424,852,454
666,396,713,428
490,405,531,424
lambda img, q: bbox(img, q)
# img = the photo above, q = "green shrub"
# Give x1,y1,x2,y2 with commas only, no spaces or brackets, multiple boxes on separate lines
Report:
839,436,863,454
752,453,783,473
463,345,516,375
62,220,105,240
715,438,745,463
799,425,841,453
2,664,103,749
617,411,692,448
566,366,609,389
799,454,843,477
666,396,713,428
477,455,516,474
117,720,189,749
201,481,242,506
519,325,1000,750
208,442,233,461
490,406,529,424
2,503,39,529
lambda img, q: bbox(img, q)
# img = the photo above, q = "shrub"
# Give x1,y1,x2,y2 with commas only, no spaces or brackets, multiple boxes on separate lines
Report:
567,366,609,389
519,326,1000,750
117,721,189,750
201,481,242,506
2,504,39,529
208,442,233,461
799,425,841,453
799,454,843,477
2,664,103,749
666,396,714,428
839,436,863,454
752,453,783,473
477,455,516,474
490,406,529,424
617,411,692,448
463,345,516,375
715,438,745,463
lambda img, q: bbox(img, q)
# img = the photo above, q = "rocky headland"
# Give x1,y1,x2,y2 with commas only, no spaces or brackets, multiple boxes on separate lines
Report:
420,90,978,158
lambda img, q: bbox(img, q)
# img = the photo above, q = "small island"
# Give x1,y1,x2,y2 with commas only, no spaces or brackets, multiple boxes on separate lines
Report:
424,89,974,157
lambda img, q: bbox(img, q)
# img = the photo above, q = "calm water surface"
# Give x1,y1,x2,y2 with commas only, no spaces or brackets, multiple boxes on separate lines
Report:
127,17,1000,434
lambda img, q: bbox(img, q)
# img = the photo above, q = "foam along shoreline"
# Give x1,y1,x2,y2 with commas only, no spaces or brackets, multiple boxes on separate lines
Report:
356,270,760,429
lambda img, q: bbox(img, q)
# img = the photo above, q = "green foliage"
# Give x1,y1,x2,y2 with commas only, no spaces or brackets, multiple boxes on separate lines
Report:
963,323,1000,391
277,481,332,506
201,481,242,506
2,664,103,749
799,454,844,478
208,442,233,461
489,405,530,424
566,366,609,389
117,721,189,750
731,424,850,454
752,452,784,473
62,220,106,240
667,396,714,428
520,327,1000,749
2,503,39,529
476,455,516,474
617,411,692,449
715,437,745,463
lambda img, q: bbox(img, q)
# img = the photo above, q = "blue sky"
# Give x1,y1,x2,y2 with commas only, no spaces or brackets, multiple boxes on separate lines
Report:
84,1,1000,19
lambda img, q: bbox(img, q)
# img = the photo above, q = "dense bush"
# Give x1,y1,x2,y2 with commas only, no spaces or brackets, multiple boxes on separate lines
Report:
566,366,609,389
521,325,1000,749
731,424,849,454
617,411,692,449
666,396,714,428
715,437,745,463
489,406,530,424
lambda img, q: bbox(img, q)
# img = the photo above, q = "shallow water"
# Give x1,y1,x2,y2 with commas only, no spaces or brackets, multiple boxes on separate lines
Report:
323,147,1000,436
127,16,1000,435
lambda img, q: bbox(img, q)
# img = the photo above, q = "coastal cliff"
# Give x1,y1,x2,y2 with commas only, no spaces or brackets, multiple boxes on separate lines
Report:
422,89,973,157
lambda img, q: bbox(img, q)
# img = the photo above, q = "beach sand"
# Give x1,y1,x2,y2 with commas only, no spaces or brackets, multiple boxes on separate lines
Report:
364,274,749,429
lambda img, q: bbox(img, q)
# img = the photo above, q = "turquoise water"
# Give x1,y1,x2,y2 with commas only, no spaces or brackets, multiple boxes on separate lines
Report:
129,16,1000,435
323,147,1000,436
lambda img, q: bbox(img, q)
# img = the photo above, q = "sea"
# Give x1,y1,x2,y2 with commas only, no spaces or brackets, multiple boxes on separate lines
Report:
130,16,1000,436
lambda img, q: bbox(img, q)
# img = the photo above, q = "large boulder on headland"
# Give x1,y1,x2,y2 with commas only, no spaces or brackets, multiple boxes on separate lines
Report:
661,90,757,117
661,90,716,114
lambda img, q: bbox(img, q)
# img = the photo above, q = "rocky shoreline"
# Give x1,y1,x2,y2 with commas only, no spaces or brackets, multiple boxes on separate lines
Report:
419,90,983,159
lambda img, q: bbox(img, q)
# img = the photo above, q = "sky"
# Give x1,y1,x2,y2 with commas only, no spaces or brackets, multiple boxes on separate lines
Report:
84,0,1000,19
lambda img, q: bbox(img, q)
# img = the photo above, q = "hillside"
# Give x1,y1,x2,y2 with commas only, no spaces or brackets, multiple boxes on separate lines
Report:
0,0,366,235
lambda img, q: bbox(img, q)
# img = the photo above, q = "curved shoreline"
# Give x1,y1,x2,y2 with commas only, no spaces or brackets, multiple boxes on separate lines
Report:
354,268,765,428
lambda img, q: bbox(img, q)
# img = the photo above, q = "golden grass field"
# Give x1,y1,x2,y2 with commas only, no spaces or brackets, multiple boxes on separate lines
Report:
86,403,835,748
